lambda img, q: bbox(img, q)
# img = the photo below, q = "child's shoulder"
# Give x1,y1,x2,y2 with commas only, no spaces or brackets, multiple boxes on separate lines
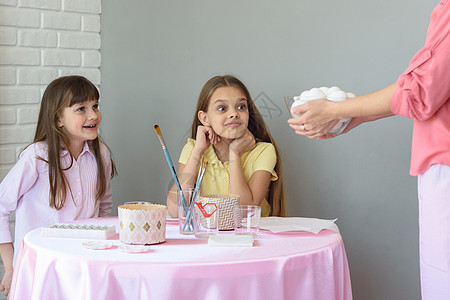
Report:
20,141,48,159
186,138,196,146
181,138,196,151
179,138,197,163
253,141,275,153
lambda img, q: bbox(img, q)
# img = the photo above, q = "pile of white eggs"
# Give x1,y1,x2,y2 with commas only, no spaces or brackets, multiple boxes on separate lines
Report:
291,86,355,134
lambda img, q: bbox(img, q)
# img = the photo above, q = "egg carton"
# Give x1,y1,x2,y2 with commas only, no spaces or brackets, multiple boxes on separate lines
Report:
41,223,116,240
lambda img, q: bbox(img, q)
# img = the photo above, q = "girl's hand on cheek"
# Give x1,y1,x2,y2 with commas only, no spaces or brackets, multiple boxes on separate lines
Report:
229,129,255,156
194,126,220,154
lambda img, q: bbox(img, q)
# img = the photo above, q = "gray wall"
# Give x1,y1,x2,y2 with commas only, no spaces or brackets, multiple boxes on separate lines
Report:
101,1,438,299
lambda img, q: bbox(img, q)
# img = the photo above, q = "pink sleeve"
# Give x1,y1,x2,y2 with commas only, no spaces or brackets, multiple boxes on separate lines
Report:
98,144,113,217
391,1,450,120
0,145,39,243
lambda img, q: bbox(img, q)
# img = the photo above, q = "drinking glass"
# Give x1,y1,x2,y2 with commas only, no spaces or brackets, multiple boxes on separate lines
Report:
193,202,219,238
233,205,261,238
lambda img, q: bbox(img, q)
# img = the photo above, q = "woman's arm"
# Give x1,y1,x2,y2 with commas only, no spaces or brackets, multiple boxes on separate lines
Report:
288,83,397,139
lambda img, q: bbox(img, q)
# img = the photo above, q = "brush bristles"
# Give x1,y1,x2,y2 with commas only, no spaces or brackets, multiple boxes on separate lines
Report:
154,124,161,135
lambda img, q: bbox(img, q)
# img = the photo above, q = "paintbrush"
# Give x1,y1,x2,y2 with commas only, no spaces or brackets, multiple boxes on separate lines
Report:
154,125,189,217
183,161,208,231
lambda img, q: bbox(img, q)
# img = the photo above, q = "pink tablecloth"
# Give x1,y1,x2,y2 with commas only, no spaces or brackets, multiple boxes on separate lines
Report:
10,217,352,300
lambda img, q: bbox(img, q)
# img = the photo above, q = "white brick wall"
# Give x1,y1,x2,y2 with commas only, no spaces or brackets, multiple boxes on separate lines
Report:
0,1,102,293
0,0,101,179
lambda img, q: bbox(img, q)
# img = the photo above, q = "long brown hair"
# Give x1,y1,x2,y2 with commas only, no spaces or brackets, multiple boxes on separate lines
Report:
191,75,287,216
30,75,117,210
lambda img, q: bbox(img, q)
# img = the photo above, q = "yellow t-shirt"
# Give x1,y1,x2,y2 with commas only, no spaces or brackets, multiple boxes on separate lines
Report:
179,138,278,217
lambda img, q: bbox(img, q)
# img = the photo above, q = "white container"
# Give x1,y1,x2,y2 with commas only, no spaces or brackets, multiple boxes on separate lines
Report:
41,223,116,239
118,203,166,245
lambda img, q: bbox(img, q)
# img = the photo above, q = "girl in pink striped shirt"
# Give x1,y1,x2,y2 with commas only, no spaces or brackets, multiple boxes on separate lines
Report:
0,76,117,297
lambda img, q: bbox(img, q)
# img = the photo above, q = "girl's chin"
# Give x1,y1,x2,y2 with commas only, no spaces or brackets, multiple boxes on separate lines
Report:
218,134,243,142
210,127,245,142
85,134,99,141
224,128,246,139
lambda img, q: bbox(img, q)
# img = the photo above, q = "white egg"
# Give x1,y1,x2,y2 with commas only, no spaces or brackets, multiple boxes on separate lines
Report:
291,100,305,117
309,88,326,100
291,100,305,109
327,86,341,97
327,90,347,102
346,92,356,98
319,87,329,95
299,90,311,101
299,90,309,97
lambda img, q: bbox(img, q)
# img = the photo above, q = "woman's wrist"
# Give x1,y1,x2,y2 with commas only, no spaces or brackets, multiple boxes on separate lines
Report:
330,101,346,120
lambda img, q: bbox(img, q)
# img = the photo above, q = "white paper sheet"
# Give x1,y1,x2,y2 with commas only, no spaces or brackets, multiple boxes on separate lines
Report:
259,217,338,234
208,235,254,247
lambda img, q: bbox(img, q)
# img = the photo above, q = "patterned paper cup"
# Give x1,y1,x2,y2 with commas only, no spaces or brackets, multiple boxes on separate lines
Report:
118,203,166,245
196,194,240,230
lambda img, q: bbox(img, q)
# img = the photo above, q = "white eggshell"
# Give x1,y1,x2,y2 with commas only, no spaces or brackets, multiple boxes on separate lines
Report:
299,90,316,101
327,86,342,97
346,92,356,98
327,90,347,102
319,87,329,95
299,90,309,97
291,100,305,109
290,100,305,117
309,88,326,100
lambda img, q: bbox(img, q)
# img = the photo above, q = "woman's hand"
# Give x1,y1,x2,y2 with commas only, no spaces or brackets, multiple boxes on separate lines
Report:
288,85,396,139
229,129,256,156
287,99,340,138
313,116,367,139
193,125,220,154
0,269,12,297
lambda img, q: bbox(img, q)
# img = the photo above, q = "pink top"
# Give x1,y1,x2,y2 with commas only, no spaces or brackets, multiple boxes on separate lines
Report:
0,141,113,251
391,0,450,176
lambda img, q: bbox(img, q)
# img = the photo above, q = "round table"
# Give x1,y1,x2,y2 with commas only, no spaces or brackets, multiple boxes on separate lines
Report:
10,217,352,300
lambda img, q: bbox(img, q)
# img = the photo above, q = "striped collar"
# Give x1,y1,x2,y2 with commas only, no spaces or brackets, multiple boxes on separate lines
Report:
60,141,94,158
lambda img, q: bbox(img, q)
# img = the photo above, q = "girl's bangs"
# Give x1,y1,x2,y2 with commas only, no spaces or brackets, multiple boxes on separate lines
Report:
68,78,99,106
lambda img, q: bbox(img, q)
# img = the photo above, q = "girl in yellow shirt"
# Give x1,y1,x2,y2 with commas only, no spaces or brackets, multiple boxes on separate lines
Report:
167,75,286,218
